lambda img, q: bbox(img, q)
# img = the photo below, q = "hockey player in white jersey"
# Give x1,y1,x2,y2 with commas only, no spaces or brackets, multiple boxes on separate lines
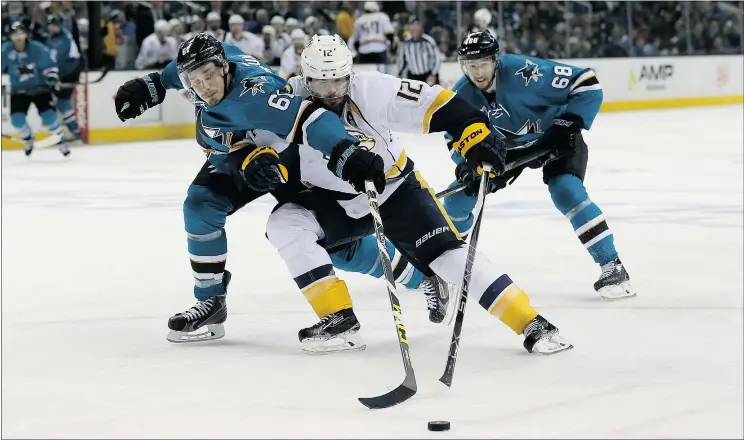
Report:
351,1,394,64
267,34,572,355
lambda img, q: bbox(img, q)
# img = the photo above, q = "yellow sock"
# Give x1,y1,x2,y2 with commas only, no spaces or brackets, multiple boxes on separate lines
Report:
487,285,539,334
303,278,353,318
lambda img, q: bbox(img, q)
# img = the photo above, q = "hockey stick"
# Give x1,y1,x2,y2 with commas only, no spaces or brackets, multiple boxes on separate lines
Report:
358,180,417,410
58,65,111,89
1,132,69,149
434,147,556,200
438,163,492,388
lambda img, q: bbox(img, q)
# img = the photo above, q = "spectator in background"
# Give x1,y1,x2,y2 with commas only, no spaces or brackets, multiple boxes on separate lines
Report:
77,17,88,53
472,8,497,38
285,17,301,35
225,14,263,59
336,2,355,42
304,16,319,37
183,15,204,41
270,15,290,51
135,19,177,69
262,25,283,65
279,28,306,79
205,11,225,41
169,18,185,43
396,16,441,85
254,9,270,33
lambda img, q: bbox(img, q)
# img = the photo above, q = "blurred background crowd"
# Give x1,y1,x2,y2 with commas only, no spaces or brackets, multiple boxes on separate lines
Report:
2,1,743,73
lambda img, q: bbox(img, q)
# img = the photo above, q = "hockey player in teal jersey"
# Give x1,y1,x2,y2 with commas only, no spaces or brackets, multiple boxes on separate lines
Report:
113,34,444,344
443,31,636,300
2,21,69,156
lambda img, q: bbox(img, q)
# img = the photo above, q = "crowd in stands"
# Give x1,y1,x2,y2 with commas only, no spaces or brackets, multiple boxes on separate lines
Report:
2,1,742,72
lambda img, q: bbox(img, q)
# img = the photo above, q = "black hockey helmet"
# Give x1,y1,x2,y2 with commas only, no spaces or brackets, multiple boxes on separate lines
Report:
9,20,28,35
46,14,63,32
457,31,499,60
177,32,227,85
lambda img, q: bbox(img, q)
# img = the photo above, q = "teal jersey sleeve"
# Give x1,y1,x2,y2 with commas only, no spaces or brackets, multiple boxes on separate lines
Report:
506,55,603,129
30,41,57,77
159,58,181,90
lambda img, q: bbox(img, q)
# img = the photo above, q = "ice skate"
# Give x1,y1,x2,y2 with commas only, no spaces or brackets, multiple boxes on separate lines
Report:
167,271,230,343
298,308,366,355
23,137,33,156
421,274,451,324
523,315,573,355
594,258,636,300
57,141,70,157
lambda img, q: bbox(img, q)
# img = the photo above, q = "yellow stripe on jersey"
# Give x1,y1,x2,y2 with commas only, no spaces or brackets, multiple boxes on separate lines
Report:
303,278,353,318
287,100,313,143
452,122,490,158
413,171,462,240
423,89,456,134
488,285,538,334
385,149,408,179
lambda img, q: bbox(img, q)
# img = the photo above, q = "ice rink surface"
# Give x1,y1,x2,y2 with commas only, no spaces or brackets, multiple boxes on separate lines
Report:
2,106,742,438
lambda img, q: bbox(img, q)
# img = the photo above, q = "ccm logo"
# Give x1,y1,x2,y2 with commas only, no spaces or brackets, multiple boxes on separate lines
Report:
416,226,451,247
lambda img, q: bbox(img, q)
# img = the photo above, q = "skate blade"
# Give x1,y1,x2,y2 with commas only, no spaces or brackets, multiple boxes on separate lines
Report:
167,324,225,343
600,281,636,300
442,283,459,326
533,334,573,355
301,331,366,355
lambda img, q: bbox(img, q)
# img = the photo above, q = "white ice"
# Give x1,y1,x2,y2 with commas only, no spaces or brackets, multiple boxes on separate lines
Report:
2,106,742,439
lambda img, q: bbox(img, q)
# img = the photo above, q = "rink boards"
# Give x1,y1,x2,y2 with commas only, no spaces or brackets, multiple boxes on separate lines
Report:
2,54,742,148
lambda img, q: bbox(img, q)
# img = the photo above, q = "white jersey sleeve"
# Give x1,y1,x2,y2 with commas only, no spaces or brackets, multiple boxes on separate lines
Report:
352,71,457,134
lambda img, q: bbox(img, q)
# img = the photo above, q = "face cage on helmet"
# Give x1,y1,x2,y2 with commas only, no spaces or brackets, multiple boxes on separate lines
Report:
177,54,227,90
302,73,353,101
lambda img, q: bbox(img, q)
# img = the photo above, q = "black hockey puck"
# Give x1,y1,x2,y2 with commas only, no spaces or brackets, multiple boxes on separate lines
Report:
428,421,451,431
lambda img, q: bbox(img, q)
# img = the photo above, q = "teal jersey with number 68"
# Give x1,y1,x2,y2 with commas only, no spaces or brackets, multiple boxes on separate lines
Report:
159,42,358,176
450,54,603,163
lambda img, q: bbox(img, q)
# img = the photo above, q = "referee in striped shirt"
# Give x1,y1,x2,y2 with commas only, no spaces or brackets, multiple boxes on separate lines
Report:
396,16,442,85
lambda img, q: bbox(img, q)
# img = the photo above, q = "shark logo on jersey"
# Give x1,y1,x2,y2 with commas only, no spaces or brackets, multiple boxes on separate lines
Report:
515,60,543,86
494,119,542,149
240,77,267,97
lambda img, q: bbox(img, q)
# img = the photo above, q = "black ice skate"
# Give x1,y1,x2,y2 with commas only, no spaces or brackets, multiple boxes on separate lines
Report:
23,138,33,156
523,315,573,355
167,271,231,343
421,275,451,324
298,308,366,355
594,258,636,300
57,142,70,157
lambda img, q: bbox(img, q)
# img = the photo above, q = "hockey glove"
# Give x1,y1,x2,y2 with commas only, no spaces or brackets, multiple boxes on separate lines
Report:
45,71,60,92
539,113,584,156
327,139,386,193
455,161,524,197
452,122,506,176
240,146,289,192
115,72,167,122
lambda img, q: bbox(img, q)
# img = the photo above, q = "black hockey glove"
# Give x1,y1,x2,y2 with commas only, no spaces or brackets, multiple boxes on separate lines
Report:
239,146,289,192
115,72,166,122
452,123,507,176
327,139,386,193
539,113,584,156
45,71,60,92
455,161,524,197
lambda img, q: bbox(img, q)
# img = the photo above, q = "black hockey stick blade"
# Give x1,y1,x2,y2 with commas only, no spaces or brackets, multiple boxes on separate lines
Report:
358,382,417,409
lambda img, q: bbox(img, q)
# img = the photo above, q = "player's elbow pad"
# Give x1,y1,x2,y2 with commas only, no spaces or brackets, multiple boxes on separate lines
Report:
429,93,489,138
